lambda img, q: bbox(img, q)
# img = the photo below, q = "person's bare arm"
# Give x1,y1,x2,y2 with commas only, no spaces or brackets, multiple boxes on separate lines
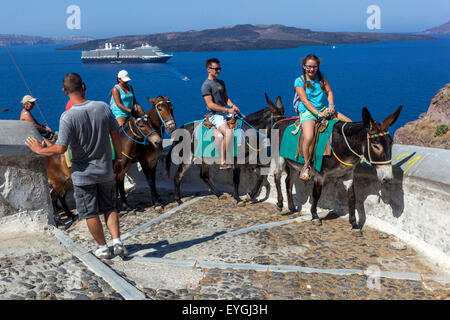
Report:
224,91,240,114
204,95,229,113
25,137,66,156
20,110,48,132
323,79,335,114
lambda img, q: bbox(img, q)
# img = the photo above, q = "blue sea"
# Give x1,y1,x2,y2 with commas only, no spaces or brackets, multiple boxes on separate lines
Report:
1,36,449,137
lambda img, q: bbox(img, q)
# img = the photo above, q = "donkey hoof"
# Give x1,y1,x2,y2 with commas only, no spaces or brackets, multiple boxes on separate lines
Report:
244,193,252,202
276,203,283,212
154,203,164,211
312,219,322,226
351,229,363,237
176,200,183,206
237,201,246,207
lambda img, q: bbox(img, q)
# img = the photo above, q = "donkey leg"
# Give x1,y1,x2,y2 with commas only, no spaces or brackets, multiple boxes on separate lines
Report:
174,163,191,205
273,158,286,211
59,195,77,220
285,166,299,215
117,178,129,211
346,180,362,236
311,179,323,225
199,164,221,198
248,173,264,202
148,165,163,210
232,167,242,204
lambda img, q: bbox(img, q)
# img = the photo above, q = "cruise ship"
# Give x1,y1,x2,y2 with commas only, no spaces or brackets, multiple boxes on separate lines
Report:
81,43,173,64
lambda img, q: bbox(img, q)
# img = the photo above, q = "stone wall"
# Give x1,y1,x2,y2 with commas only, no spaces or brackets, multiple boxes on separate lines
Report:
0,120,53,226
125,141,450,270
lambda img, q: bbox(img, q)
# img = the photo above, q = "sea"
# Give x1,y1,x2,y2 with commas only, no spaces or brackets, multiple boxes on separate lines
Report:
0,36,449,138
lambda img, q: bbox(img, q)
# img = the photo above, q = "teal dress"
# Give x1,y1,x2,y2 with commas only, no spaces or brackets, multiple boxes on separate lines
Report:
110,85,134,119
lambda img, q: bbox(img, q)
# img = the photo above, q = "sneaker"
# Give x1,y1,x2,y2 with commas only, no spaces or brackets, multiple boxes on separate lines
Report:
94,247,112,259
113,244,128,259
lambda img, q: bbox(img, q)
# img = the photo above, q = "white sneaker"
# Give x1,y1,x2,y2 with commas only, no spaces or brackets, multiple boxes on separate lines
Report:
94,247,112,259
113,244,128,259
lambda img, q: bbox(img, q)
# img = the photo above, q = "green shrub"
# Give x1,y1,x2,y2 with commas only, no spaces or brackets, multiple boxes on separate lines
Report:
434,124,449,137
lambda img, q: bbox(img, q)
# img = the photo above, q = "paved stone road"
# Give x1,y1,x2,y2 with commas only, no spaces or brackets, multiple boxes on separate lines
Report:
67,190,449,300
1,189,449,300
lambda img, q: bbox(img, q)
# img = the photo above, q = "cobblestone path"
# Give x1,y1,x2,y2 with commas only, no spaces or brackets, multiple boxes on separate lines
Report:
62,190,449,300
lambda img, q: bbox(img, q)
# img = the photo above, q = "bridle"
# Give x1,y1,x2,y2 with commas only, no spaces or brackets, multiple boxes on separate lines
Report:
338,122,392,166
150,99,175,132
121,115,156,146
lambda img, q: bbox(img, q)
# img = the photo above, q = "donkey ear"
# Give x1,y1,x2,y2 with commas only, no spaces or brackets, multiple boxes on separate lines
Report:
265,93,277,113
276,96,285,114
381,105,403,131
147,97,157,104
362,107,376,130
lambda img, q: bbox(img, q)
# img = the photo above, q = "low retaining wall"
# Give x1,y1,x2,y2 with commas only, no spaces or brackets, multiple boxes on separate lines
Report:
0,120,53,226
125,141,450,271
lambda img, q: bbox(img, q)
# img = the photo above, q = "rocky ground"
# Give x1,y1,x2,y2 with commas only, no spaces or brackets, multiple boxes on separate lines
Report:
1,190,449,300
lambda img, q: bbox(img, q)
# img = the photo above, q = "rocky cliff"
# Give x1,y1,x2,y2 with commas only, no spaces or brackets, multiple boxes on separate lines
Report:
394,84,450,149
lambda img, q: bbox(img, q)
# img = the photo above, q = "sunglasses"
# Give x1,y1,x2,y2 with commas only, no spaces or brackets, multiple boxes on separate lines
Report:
209,67,222,71
304,65,319,70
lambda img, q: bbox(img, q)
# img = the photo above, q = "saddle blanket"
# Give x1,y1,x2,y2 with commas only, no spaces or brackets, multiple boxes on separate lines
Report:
279,120,339,172
193,119,245,158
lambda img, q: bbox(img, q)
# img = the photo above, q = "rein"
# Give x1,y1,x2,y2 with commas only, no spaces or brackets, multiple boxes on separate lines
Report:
326,122,392,166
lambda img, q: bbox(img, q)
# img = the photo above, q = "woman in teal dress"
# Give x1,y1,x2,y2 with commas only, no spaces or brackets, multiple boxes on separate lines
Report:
294,54,351,180
110,70,137,126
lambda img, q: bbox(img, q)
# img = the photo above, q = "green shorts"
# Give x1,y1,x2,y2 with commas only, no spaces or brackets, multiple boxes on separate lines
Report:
299,106,328,126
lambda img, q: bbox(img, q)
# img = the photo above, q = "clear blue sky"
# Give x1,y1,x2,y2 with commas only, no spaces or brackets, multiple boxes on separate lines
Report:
1,0,448,38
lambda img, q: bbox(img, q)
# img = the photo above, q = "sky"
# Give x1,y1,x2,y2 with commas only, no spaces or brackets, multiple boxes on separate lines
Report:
0,0,448,38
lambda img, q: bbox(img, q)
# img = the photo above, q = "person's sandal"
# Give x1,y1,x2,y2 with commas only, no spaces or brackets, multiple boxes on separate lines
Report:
300,165,311,181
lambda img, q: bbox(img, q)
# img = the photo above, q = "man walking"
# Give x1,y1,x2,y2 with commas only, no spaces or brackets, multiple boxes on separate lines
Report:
26,73,128,259
201,58,240,169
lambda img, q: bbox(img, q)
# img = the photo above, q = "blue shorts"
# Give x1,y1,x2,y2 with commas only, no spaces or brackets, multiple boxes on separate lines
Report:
110,105,131,119
209,111,232,129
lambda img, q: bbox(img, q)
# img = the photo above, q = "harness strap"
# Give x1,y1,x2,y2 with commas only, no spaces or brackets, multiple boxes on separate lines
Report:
121,152,134,160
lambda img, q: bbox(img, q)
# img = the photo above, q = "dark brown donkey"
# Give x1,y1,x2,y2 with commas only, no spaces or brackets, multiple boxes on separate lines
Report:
165,93,284,205
116,96,176,210
272,106,402,234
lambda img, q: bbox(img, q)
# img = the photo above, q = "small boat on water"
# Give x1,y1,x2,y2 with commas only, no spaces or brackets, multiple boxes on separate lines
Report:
81,43,173,64
182,76,189,81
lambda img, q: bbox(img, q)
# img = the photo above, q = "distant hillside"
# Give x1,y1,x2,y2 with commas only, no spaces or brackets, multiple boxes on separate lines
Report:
420,20,450,35
58,24,434,52
0,34,95,46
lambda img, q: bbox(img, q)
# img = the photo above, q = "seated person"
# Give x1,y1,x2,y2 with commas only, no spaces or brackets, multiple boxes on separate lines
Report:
20,95,53,139
201,58,240,169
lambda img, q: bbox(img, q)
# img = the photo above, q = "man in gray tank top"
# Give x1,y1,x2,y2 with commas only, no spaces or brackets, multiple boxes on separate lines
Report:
201,58,240,169
25,73,128,260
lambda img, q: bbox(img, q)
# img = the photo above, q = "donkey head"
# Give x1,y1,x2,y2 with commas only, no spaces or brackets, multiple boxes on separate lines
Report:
362,105,402,183
265,93,285,130
147,95,177,136
131,106,162,149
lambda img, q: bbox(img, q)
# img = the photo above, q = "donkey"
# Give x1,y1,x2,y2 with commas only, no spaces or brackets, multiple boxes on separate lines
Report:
272,106,402,233
46,153,76,225
116,96,176,210
165,93,285,205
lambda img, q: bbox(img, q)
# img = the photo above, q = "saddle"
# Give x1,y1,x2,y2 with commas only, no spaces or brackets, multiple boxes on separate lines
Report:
203,114,238,130
294,119,329,161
